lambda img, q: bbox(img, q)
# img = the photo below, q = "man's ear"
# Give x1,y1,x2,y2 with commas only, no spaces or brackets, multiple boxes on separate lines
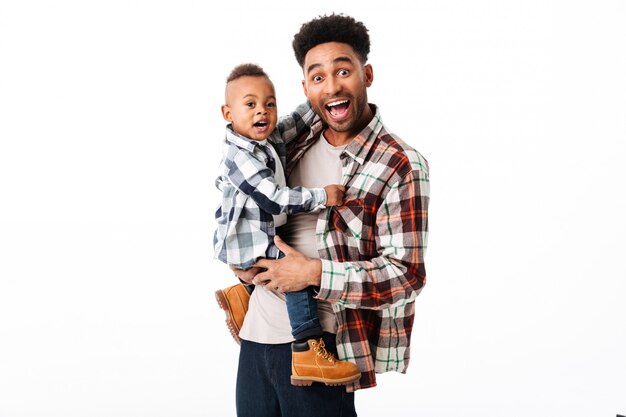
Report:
301,79,308,97
221,104,232,122
364,64,374,87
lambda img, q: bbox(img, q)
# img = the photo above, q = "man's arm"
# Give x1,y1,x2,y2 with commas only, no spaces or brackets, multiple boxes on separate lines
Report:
254,169,429,309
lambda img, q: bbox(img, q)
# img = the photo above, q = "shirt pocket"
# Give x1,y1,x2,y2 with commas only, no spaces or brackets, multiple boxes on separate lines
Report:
325,199,366,263
331,198,364,239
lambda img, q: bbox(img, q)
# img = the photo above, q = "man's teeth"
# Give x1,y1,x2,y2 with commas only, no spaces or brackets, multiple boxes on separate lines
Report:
327,100,348,108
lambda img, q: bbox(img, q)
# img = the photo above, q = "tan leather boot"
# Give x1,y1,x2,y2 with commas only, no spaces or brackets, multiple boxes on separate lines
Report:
291,338,361,386
215,283,250,344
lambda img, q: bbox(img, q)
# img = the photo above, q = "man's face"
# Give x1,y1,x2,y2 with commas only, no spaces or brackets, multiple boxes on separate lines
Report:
222,76,277,141
302,42,373,138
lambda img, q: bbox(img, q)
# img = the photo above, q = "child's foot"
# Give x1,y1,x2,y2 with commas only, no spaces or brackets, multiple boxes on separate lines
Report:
215,284,250,344
290,337,361,386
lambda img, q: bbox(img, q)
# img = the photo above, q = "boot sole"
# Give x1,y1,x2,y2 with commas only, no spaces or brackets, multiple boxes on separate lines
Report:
215,289,242,345
290,373,361,387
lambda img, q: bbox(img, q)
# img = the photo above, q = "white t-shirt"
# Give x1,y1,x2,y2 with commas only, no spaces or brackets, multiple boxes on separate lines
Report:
238,134,346,343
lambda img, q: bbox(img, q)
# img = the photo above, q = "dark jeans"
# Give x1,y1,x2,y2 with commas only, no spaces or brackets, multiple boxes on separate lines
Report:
285,287,322,340
236,333,357,417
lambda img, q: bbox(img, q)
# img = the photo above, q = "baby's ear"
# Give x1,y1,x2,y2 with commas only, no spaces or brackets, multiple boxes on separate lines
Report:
221,104,232,122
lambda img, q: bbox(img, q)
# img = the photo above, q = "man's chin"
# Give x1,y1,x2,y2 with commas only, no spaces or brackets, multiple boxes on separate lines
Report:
324,119,353,134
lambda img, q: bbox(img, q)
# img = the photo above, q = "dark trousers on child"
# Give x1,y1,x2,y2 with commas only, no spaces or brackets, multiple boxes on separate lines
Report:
285,287,322,340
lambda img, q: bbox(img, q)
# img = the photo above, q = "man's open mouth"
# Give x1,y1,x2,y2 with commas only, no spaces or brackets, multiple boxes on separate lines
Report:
325,99,350,118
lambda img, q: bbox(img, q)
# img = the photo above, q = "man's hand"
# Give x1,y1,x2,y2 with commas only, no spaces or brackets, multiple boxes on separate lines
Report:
229,265,262,285
323,184,345,207
253,236,322,293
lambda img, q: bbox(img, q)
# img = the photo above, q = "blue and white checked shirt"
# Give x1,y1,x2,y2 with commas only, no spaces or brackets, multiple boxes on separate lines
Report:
213,103,327,269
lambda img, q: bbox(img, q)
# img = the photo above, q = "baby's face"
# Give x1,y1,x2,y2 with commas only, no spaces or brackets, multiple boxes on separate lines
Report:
223,76,277,141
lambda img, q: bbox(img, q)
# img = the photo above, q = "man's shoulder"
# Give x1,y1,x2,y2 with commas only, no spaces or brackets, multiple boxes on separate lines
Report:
374,126,429,176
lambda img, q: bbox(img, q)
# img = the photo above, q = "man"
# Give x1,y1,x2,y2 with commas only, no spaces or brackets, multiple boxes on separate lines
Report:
232,13,430,417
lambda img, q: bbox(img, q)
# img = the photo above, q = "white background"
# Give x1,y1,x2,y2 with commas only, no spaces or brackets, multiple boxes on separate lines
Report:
1,0,625,416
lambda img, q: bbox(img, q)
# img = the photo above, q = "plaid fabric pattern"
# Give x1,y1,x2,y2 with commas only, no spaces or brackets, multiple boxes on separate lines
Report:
213,103,326,269
286,105,430,392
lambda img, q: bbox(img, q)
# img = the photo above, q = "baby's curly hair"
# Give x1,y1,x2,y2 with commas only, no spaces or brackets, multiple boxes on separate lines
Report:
226,63,268,83
292,14,370,68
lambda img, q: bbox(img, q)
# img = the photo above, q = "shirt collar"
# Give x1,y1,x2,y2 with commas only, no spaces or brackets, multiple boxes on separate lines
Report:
224,124,264,153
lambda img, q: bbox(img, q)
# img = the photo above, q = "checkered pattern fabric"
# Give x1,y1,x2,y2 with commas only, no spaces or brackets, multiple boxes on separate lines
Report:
285,105,430,392
213,103,326,269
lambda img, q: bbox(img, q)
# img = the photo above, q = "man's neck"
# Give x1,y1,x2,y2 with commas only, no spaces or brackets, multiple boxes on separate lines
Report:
322,130,354,147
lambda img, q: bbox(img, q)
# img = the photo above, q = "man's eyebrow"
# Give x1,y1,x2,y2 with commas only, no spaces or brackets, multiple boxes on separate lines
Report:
333,56,354,65
306,63,322,74
306,56,354,75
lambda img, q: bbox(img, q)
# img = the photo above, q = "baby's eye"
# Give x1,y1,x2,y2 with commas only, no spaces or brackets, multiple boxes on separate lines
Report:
267,102,276,108
246,102,255,107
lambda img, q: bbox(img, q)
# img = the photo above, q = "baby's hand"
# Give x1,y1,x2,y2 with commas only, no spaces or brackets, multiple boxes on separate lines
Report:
324,185,345,206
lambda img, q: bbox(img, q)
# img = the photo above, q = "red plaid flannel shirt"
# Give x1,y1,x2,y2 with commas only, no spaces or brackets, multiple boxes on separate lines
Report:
285,105,430,391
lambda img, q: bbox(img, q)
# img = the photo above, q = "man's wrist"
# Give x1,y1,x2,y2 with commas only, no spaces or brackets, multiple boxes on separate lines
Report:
308,258,322,286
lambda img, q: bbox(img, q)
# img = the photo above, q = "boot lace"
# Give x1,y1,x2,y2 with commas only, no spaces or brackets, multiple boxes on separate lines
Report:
311,338,335,363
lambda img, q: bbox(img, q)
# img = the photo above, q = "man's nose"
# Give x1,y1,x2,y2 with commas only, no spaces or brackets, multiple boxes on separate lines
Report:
324,76,341,95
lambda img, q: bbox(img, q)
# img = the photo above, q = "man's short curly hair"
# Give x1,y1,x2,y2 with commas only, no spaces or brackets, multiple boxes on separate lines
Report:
226,63,268,83
292,14,370,68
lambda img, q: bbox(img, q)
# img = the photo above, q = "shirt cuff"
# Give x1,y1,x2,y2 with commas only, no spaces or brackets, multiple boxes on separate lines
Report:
312,187,327,209
317,258,348,303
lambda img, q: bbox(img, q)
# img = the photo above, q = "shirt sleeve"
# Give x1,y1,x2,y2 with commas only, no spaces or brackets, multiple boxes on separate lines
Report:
227,148,327,215
275,101,318,144
317,169,430,310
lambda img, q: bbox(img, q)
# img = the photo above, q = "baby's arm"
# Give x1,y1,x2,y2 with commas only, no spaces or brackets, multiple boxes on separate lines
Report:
227,149,339,215
275,101,318,144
